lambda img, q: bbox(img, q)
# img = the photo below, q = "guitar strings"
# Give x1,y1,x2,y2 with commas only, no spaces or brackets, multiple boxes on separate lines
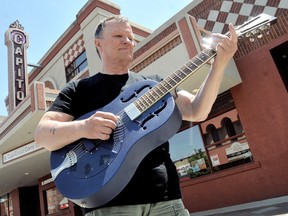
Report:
69,109,129,162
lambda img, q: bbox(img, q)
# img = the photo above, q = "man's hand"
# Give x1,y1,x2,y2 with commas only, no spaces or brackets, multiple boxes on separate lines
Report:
82,111,119,140
211,23,238,69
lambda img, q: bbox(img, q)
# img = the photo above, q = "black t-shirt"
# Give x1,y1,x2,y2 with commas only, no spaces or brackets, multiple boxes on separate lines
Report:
49,72,182,211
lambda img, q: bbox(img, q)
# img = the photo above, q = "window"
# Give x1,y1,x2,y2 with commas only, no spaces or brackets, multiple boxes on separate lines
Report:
208,91,235,117
234,115,244,134
222,117,237,140
270,41,288,91
65,51,88,82
170,125,211,179
169,91,253,180
206,124,220,143
44,80,55,89
203,110,252,172
0,194,13,216
44,187,69,214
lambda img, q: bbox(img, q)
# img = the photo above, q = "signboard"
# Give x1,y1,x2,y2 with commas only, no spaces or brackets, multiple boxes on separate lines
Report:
5,20,29,112
177,163,192,176
210,154,220,167
191,158,207,172
226,142,251,161
3,142,42,163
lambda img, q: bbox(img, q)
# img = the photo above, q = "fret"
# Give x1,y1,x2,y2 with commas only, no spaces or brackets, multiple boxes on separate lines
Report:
134,100,146,112
142,94,153,105
182,64,192,74
201,53,208,60
149,88,161,99
189,59,199,68
177,68,189,78
203,48,216,57
170,73,182,83
158,80,170,91
145,89,158,101
186,61,198,71
195,55,205,63
202,50,211,57
154,84,166,96
182,65,192,75
133,100,141,111
162,79,173,91
194,57,204,67
138,96,149,108
201,49,216,60
167,75,179,86
135,93,155,113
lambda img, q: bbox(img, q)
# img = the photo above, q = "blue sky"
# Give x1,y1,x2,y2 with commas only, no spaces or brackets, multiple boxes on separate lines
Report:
0,0,193,116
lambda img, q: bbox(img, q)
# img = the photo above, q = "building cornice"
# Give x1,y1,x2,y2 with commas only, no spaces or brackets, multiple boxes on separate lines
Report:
28,0,121,83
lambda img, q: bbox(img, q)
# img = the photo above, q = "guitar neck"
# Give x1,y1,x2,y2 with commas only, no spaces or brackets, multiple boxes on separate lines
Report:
133,48,216,114
129,13,278,118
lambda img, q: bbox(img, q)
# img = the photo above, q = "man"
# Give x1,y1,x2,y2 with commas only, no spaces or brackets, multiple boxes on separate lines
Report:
35,15,237,215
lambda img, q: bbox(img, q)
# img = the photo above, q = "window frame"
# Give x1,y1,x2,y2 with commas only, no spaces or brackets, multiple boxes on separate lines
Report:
65,51,88,82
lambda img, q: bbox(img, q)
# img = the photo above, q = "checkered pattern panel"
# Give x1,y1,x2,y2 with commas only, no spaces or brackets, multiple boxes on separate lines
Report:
196,0,288,33
63,37,85,67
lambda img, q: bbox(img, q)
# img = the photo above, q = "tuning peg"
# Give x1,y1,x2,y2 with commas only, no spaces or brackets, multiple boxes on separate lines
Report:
254,29,263,39
257,33,263,39
261,24,271,35
245,32,255,42
249,37,255,42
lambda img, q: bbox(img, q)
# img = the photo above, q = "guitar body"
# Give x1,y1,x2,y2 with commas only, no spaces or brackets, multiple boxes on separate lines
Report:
50,79,182,208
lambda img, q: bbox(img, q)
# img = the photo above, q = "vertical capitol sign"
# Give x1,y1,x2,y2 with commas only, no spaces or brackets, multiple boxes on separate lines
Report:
5,20,29,112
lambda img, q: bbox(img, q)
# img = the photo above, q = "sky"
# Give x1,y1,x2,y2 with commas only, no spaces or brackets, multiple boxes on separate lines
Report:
0,0,193,116
169,125,205,161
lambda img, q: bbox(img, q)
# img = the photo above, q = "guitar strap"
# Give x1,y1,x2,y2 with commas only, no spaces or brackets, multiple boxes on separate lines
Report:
120,71,151,92
121,71,179,99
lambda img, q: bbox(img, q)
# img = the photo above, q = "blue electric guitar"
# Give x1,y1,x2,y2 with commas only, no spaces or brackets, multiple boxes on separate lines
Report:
50,13,276,208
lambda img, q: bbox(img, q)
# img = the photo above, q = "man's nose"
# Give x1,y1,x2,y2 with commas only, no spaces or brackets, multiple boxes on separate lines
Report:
123,37,134,45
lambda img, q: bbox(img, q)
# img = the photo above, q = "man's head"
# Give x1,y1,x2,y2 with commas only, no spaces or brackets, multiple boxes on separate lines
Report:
94,15,135,60
95,15,129,39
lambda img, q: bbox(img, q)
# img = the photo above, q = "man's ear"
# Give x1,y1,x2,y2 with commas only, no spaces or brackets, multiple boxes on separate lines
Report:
94,39,101,50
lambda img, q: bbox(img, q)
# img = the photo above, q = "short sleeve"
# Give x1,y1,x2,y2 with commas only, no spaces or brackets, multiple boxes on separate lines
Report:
48,81,78,116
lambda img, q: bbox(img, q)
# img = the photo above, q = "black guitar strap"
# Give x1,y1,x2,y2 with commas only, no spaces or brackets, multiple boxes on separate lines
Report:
120,71,162,92
122,71,179,99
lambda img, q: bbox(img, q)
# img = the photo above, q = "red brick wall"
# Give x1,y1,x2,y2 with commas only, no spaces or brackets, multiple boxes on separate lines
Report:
180,7,288,214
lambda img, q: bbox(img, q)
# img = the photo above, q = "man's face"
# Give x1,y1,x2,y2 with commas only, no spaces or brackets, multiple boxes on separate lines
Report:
96,21,135,65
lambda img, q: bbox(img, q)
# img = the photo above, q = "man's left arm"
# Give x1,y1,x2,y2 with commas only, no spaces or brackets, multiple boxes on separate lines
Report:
175,24,238,122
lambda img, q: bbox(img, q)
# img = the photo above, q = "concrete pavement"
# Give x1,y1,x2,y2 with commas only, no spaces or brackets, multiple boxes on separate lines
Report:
190,196,288,216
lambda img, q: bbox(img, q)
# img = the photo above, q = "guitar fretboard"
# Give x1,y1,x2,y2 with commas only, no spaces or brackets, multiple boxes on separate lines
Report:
133,48,216,113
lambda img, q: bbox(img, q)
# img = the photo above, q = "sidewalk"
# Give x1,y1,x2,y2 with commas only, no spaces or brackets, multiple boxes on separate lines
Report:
190,196,288,216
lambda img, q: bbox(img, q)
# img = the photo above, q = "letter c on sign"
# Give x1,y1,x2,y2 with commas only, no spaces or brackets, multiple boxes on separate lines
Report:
11,31,25,45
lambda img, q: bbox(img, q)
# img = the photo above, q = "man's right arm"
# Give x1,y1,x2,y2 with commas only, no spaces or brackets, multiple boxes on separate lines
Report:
34,111,118,151
34,111,83,151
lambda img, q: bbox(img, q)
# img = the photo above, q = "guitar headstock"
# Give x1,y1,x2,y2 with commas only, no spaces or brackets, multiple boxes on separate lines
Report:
235,13,277,42
202,13,277,48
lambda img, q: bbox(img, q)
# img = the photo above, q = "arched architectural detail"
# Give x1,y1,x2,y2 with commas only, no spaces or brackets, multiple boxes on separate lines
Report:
221,117,236,140
205,124,220,145
43,77,57,90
